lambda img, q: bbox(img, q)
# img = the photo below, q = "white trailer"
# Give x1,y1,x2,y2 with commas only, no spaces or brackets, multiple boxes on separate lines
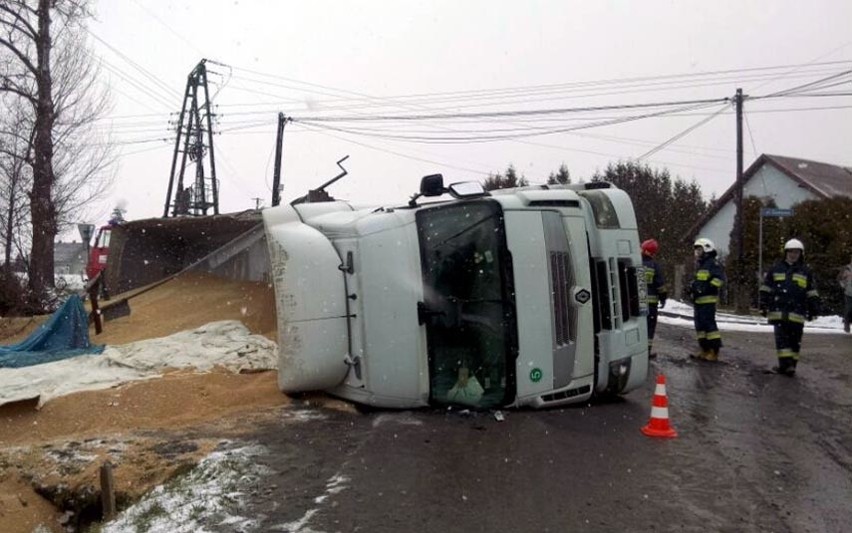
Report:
263,176,647,409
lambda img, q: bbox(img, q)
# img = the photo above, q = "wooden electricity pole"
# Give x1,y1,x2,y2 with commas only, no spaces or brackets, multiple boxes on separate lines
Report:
272,113,288,207
734,88,748,312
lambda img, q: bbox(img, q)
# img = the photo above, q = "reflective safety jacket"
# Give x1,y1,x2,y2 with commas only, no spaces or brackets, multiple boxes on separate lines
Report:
759,259,820,324
691,253,725,305
643,255,668,305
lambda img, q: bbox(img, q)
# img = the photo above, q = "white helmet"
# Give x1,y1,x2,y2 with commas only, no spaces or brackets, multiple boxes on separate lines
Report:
694,238,715,253
784,238,804,252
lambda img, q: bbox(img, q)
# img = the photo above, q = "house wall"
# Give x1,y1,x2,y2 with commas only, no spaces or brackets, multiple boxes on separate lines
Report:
696,165,817,256
54,244,87,275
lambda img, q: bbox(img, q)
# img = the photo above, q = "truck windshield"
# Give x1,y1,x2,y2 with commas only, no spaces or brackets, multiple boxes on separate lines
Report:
416,200,517,409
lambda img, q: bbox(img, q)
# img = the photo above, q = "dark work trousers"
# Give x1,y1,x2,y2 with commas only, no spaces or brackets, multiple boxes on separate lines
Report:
844,296,852,332
647,303,658,350
774,321,804,371
694,303,721,351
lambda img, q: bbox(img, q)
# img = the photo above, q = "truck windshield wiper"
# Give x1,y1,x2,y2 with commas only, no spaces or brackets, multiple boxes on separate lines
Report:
433,214,496,249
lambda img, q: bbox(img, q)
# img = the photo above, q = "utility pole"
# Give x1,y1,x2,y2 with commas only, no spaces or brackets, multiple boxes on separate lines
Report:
734,88,747,312
164,59,220,217
272,113,288,207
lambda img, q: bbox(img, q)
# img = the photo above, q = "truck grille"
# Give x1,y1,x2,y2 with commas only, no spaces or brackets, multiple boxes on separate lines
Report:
591,258,644,334
549,251,576,345
541,384,591,403
617,260,641,320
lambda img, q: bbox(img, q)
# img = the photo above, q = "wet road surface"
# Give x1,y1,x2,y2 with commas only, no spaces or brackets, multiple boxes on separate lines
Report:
240,324,852,533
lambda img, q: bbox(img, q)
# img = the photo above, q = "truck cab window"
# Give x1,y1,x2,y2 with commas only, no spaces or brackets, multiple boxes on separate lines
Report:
416,200,517,409
579,190,620,229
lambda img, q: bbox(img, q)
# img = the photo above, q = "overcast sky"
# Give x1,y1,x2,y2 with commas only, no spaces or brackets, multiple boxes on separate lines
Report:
85,0,852,227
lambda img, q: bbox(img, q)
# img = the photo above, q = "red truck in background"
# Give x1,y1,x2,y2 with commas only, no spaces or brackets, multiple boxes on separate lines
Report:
85,216,122,281
85,224,112,281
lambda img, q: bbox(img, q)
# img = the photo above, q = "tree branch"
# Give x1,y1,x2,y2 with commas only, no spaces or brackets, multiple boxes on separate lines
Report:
0,35,38,76
0,3,39,40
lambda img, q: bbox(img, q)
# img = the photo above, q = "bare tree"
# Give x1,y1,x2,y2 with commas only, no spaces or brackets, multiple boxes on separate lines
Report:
51,27,113,233
0,103,33,276
0,0,111,305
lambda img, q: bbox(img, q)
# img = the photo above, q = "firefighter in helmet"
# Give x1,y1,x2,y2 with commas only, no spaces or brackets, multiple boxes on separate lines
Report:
758,238,821,376
690,238,725,361
641,239,667,359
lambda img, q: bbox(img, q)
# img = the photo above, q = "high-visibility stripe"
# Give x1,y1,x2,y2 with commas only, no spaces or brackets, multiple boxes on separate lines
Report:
706,331,722,340
792,352,800,360
759,285,773,293
767,311,783,320
778,349,795,358
645,270,655,283
807,290,819,298
695,295,718,304
696,331,706,339
695,270,710,281
650,406,669,419
648,296,659,304
792,274,807,288
773,273,786,281
788,313,805,324
711,278,724,287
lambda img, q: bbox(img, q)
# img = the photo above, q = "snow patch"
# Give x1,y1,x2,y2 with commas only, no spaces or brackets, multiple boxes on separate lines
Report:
103,443,269,533
660,300,848,334
272,473,350,532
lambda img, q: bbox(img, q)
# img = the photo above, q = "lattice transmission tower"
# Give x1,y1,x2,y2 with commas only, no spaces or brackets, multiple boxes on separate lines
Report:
163,59,219,217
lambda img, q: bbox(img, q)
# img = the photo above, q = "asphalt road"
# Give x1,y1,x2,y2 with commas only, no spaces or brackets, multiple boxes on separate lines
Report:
238,323,852,533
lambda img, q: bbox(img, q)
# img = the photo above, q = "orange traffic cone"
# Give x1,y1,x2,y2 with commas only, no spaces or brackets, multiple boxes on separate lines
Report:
641,374,677,438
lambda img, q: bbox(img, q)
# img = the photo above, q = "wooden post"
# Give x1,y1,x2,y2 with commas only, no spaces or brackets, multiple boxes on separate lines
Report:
100,462,116,521
86,272,103,335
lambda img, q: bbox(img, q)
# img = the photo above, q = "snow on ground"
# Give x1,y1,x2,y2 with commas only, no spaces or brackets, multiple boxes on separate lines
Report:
56,273,87,292
660,300,847,334
102,443,270,533
0,320,277,407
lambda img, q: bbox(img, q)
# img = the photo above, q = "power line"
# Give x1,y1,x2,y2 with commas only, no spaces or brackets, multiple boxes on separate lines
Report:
743,110,759,158
296,101,724,144
126,0,205,57
293,122,494,176
294,97,731,123
760,70,852,98
637,105,730,160
85,28,181,101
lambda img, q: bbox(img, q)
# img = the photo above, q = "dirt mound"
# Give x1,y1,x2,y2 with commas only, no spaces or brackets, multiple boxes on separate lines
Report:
0,271,278,347
94,272,278,344
0,271,289,532
0,370,290,532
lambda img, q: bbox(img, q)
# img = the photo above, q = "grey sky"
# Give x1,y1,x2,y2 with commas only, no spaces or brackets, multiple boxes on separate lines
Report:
88,0,852,225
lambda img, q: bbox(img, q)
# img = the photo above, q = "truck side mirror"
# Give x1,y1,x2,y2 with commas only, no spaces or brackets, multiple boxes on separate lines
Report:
420,174,445,197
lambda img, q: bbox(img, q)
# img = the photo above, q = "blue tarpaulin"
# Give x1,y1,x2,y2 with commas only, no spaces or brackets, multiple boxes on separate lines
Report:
0,294,104,368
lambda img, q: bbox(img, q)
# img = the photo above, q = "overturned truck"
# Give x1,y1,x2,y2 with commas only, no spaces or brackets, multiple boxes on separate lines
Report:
263,176,648,409
103,211,268,295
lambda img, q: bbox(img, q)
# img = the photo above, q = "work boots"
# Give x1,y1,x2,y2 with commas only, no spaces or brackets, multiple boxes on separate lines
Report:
702,349,719,362
772,359,796,376
690,350,708,360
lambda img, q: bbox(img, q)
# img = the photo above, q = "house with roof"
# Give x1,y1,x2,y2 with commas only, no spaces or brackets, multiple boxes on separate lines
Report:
685,154,852,256
54,241,87,275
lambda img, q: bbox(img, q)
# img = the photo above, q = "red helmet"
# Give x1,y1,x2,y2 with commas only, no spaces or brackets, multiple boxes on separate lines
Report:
641,239,659,256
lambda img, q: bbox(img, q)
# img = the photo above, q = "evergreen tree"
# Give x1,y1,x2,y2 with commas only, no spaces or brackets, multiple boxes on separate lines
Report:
592,160,710,294
547,163,571,185
482,164,529,191
726,196,852,313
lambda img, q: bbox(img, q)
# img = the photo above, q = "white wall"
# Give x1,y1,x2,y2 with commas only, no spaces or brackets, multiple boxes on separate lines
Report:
695,165,816,257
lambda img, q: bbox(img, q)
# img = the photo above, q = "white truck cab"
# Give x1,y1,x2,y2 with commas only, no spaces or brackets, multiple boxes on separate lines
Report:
263,175,647,409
